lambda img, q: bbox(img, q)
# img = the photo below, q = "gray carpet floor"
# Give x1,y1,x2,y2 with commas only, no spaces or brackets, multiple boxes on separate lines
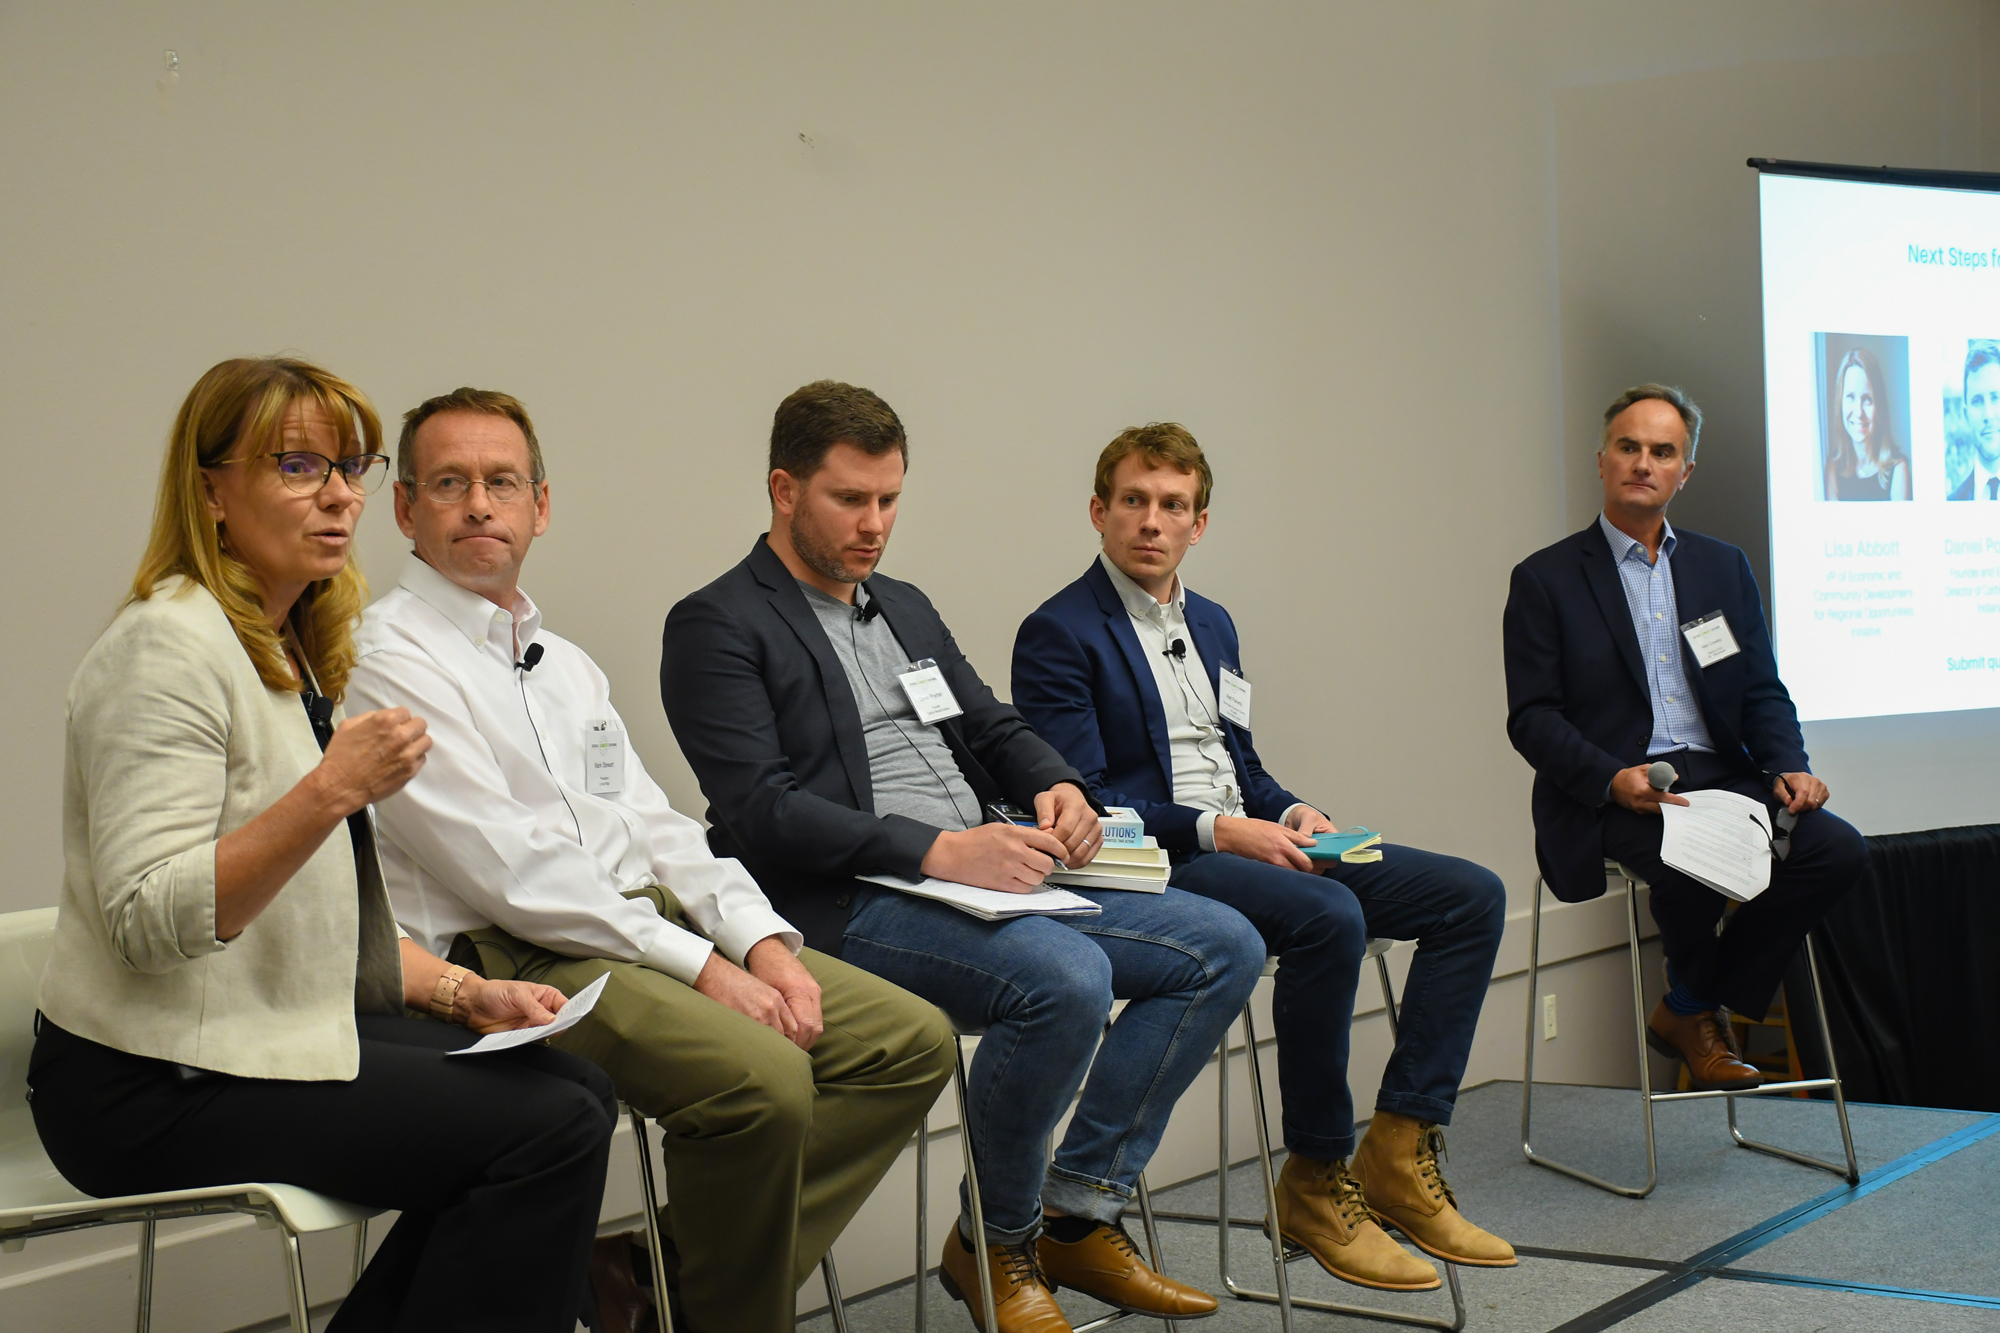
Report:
798,1080,2000,1332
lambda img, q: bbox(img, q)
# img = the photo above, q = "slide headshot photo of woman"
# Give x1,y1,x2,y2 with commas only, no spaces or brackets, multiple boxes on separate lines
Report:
1815,334,1911,501
1946,339,2000,499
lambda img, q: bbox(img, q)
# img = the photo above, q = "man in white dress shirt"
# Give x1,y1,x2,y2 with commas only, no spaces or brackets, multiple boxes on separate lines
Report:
348,388,953,1333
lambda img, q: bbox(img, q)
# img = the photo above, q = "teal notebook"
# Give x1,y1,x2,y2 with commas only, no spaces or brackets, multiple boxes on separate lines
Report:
1300,828,1384,863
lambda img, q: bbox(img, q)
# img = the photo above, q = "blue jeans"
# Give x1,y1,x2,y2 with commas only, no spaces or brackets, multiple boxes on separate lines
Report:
841,885,1264,1244
1169,844,1505,1160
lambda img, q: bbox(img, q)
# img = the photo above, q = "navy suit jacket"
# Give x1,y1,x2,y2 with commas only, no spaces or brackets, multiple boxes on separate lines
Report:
1012,560,1302,855
1502,521,1810,903
661,536,1089,954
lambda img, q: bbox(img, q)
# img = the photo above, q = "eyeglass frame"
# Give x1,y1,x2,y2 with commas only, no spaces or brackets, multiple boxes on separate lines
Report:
1750,806,1799,862
205,450,392,495
402,471,544,506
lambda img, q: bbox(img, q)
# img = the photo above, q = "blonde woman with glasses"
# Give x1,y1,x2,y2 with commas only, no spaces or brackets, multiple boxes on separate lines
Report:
27,357,617,1333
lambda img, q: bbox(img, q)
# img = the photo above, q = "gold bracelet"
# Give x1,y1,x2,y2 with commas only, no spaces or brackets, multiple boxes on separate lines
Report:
429,965,470,1024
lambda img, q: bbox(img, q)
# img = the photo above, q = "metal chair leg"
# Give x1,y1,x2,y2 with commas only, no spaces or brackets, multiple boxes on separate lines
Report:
1724,934,1861,1183
1521,873,1661,1198
821,1255,851,1333
278,1225,311,1333
626,1106,677,1333
1134,1175,1177,1333
1375,950,1401,1039
348,1216,367,1292
134,1214,156,1333
914,1119,929,1333
954,1038,998,1332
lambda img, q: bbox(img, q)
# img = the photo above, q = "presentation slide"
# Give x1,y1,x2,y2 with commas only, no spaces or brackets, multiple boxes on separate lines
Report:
1761,170,2000,722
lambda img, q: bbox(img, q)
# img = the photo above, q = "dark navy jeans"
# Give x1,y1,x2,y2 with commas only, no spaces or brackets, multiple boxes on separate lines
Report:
1170,843,1505,1160
841,884,1263,1244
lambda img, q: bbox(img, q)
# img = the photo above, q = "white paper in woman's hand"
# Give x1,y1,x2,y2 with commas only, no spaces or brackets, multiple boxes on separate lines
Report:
446,971,609,1055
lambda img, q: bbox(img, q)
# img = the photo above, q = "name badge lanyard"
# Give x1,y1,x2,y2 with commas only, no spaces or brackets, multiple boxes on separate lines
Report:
514,646,584,845
1167,640,1238,809
847,613,981,830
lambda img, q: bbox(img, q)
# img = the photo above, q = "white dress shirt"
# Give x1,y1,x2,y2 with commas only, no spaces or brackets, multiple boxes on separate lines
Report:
349,558,800,985
1098,554,1305,848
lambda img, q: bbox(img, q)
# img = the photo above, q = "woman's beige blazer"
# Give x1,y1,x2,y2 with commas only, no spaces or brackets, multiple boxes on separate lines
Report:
38,578,404,1080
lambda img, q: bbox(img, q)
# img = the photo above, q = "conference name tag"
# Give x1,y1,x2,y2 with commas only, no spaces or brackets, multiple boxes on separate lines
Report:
1218,667,1253,729
1680,612,1742,668
897,658,964,725
584,720,626,795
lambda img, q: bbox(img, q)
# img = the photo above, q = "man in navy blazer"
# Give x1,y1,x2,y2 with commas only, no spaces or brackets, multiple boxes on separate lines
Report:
1014,425,1513,1290
1503,384,1866,1092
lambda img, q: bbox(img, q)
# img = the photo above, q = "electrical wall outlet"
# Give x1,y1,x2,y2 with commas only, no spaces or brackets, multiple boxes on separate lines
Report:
1542,993,1558,1040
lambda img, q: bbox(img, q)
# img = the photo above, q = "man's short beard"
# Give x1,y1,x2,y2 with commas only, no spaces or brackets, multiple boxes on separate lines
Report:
790,512,875,585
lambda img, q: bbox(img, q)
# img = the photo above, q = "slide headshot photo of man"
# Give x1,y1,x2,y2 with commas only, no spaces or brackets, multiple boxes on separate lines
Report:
1815,333,1911,502
1947,338,2000,500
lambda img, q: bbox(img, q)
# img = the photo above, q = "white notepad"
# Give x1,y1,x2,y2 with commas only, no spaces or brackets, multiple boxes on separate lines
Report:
858,874,1102,921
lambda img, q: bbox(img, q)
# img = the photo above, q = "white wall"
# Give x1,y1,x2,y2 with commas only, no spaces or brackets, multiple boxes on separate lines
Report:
1,1,1994,1327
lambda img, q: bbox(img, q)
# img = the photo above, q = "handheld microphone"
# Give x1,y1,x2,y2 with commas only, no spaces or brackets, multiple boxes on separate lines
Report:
1164,638,1187,661
1646,760,1677,792
516,643,545,672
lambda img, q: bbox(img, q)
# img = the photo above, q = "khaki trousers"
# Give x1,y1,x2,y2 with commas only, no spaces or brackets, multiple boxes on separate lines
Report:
453,887,953,1333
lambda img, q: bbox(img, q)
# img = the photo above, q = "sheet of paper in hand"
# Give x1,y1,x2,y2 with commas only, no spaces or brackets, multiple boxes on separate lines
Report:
1658,789,1773,902
447,970,610,1055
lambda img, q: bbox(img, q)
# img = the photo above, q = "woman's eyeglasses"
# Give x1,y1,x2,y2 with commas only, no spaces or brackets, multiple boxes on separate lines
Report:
208,451,392,495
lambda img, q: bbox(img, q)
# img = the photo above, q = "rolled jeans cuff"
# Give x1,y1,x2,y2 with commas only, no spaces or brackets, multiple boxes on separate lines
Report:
1040,1165,1134,1226
961,1204,1041,1248
1374,1089,1457,1126
1283,1126,1357,1162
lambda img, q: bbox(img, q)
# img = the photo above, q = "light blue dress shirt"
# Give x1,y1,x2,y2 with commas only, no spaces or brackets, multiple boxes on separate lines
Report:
1598,513,1715,757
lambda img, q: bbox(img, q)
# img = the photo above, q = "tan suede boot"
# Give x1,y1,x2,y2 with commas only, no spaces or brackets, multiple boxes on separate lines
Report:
1351,1112,1517,1266
1274,1153,1440,1291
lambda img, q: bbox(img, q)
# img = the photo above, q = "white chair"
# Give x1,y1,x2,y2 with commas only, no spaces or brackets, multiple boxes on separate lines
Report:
0,907,382,1333
1519,863,1859,1198
912,1022,1179,1333
1153,940,1467,1333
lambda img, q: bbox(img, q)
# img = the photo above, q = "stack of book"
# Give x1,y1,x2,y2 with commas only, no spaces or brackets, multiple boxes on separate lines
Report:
1047,837,1170,893
1300,828,1385,865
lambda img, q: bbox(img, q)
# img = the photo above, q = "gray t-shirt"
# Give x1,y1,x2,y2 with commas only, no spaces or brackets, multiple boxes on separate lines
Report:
799,581,980,833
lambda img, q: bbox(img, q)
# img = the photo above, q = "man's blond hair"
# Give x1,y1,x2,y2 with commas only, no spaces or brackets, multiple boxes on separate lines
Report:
1095,423,1213,511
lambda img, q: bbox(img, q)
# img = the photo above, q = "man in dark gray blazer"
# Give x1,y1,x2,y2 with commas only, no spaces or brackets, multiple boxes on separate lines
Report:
662,381,1261,1332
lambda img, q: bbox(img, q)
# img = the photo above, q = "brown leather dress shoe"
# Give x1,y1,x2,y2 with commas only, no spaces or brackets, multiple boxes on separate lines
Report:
588,1232,658,1333
1037,1221,1218,1318
939,1226,1075,1333
1647,999,1761,1091
1274,1153,1440,1291
1350,1112,1516,1266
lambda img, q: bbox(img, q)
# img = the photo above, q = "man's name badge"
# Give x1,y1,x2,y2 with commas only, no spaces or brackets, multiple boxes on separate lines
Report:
585,720,626,795
897,658,964,724
1680,611,1742,668
1218,667,1253,729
